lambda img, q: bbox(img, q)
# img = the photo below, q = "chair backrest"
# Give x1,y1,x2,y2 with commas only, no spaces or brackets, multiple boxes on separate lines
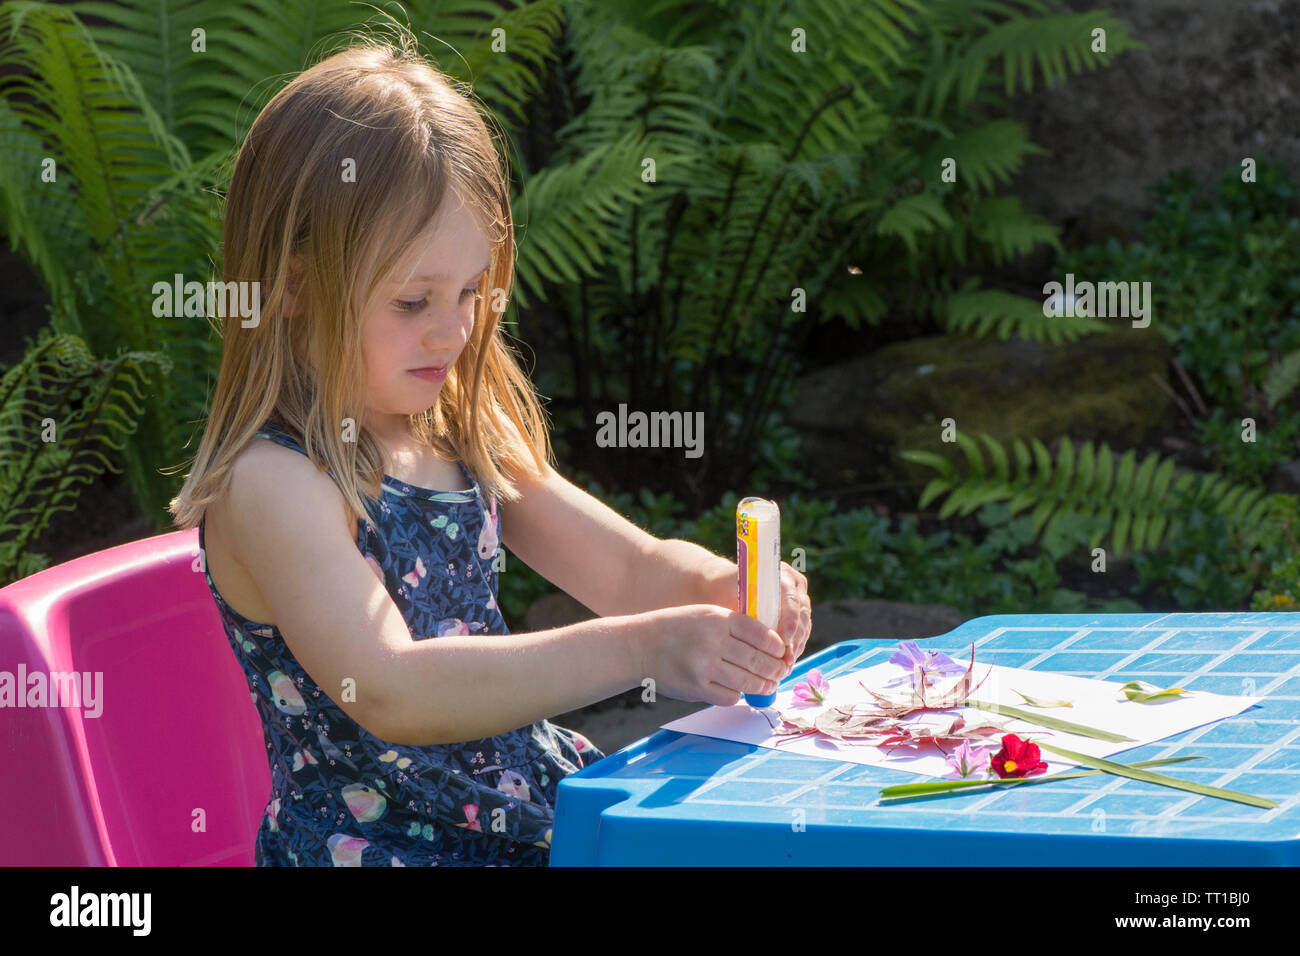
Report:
0,529,269,865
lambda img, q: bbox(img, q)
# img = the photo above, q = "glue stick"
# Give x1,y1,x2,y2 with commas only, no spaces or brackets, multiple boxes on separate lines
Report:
736,497,782,707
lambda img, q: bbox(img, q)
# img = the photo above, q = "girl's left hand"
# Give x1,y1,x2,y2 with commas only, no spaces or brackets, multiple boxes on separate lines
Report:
776,562,811,673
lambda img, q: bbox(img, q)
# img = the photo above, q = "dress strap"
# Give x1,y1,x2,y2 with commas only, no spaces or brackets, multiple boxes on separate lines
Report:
254,419,309,457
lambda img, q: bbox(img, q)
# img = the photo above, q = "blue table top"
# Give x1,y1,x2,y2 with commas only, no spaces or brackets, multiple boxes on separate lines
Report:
550,612,1300,865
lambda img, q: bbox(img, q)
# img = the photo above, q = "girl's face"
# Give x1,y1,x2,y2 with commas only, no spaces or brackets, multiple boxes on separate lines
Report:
359,194,492,444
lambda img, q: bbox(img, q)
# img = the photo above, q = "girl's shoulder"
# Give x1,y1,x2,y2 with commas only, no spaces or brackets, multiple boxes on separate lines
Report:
221,432,356,547
203,430,361,624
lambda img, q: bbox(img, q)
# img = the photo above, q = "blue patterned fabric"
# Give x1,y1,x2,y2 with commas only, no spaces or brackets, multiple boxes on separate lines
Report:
198,418,605,866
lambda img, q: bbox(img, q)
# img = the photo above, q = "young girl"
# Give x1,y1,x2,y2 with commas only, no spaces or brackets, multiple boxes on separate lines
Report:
168,33,810,867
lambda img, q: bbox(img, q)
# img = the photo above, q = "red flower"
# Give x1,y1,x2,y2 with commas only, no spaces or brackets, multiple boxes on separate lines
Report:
989,733,1048,778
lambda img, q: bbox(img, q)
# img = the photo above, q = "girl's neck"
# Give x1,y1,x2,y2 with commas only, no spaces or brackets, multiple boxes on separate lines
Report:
367,415,451,466
365,412,414,449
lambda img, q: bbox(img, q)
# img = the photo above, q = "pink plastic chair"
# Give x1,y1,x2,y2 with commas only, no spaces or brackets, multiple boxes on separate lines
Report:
0,529,269,865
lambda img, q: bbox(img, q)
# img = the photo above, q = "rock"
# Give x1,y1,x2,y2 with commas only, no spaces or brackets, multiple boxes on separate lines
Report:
1004,0,1300,245
787,326,1179,493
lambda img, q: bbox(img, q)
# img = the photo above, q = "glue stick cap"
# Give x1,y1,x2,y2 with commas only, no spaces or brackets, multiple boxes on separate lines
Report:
744,691,777,708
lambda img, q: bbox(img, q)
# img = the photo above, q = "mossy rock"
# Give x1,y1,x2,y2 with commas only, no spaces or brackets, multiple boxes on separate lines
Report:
787,325,1179,496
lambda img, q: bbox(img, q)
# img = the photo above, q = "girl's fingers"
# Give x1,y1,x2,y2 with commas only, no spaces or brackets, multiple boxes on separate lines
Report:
732,617,786,658
717,654,783,691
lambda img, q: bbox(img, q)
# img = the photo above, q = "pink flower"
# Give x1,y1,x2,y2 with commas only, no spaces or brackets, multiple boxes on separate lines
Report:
792,668,830,705
944,739,993,778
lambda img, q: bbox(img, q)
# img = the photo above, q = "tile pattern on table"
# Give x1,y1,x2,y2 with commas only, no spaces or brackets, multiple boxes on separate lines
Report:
617,613,1300,840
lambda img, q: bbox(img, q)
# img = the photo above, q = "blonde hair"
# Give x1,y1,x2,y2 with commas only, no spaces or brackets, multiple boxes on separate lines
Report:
168,29,553,531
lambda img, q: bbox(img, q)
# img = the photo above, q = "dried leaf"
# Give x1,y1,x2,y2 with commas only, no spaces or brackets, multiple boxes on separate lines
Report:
1012,689,1073,708
1120,680,1191,703
772,712,818,736
875,714,1008,750
813,706,892,740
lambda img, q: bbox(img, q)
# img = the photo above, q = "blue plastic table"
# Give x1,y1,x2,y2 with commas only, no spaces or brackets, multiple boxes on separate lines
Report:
551,612,1300,865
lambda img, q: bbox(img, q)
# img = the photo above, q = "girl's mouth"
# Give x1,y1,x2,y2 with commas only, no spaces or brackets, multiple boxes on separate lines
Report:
409,366,447,382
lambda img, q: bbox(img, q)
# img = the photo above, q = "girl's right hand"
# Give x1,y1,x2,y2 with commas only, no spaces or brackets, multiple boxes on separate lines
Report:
634,604,790,707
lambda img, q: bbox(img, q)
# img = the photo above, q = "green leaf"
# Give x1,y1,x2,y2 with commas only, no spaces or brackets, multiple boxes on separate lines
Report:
1034,741,1276,809
1120,680,1192,703
879,756,1203,801
964,698,1135,742
1012,688,1073,708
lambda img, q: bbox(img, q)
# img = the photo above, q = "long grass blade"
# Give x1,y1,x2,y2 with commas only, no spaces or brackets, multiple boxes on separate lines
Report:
1034,741,1276,809
964,698,1135,741
879,757,1202,800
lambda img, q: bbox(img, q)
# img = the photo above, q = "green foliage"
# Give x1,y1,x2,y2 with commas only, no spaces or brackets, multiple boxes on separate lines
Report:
912,1,1129,113
900,429,1281,559
1234,494,1300,612
943,280,1106,343
495,483,1142,625
1057,160,1300,484
0,1,223,525
65,0,568,159
0,0,562,538
506,0,1140,505
0,329,168,586
1130,506,1260,611
1194,406,1300,486
0,0,1146,587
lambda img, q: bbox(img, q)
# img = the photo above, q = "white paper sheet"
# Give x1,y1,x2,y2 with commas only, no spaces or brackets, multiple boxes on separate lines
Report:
659,662,1261,778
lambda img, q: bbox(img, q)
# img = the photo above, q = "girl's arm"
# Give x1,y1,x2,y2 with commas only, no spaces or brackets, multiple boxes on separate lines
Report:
499,464,739,616
223,443,645,746
497,465,810,667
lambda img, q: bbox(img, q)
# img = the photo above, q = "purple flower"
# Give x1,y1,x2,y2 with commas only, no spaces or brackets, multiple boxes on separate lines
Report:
792,668,830,705
889,640,966,686
944,739,993,778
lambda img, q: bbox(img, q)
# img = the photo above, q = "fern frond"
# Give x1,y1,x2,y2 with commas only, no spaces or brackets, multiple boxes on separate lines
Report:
65,0,214,149
943,285,1107,344
512,130,663,308
0,329,168,586
877,192,954,255
966,195,1061,264
705,0,923,155
917,118,1048,194
1265,348,1300,409
0,2,191,249
405,0,565,130
915,3,1143,115
901,430,1281,559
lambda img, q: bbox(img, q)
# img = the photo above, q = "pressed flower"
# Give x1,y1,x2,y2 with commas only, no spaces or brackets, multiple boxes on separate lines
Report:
889,640,966,686
989,733,1048,778
792,668,831,704
944,739,994,778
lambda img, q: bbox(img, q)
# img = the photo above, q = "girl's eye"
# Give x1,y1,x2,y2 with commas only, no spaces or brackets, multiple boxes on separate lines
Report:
394,288,480,313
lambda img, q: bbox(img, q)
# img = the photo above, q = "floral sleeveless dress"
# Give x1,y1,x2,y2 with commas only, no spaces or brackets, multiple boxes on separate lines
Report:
197,418,605,866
